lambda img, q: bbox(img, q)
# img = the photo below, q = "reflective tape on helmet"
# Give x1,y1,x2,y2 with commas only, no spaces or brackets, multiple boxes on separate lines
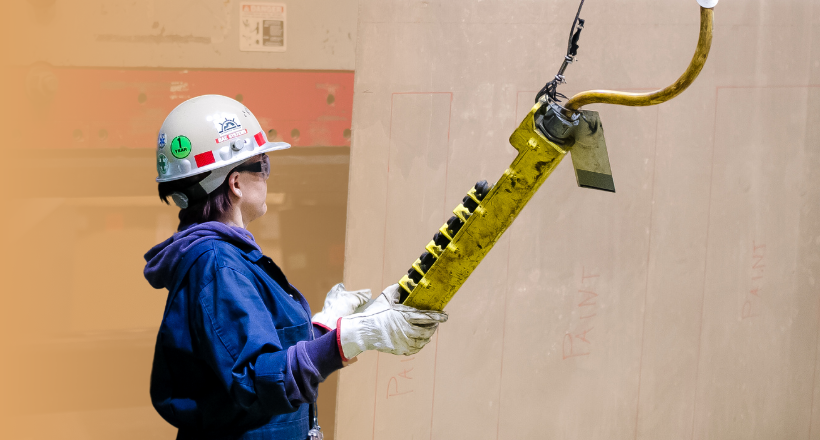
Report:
194,151,216,168
254,131,266,147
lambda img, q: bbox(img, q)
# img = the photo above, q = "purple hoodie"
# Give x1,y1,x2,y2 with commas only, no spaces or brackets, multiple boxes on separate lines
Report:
144,222,261,289
144,222,343,407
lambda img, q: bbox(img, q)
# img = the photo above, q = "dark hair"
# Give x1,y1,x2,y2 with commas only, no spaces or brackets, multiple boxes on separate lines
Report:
158,171,234,231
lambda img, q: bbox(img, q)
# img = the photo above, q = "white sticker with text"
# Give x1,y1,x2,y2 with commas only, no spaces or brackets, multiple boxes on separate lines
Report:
240,2,286,52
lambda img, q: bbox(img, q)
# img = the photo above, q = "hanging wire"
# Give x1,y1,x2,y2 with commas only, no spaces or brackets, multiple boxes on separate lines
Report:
535,0,586,104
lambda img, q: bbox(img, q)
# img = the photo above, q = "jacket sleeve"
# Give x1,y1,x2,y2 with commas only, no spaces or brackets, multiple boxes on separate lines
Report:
195,266,342,413
284,330,344,404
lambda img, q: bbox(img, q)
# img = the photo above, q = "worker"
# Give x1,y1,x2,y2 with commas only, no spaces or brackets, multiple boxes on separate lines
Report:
143,95,448,440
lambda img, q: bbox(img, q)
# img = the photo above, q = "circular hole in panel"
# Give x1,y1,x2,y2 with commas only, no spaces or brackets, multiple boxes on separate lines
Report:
138,92,147,104
98,129,108,141
73,129,84,142
268,129,278,140
235,94,244,103
343,128,351,140
326,94,335,105
290,128,300,140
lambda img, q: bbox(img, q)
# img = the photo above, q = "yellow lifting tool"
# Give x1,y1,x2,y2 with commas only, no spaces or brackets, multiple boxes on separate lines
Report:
398,1,717,310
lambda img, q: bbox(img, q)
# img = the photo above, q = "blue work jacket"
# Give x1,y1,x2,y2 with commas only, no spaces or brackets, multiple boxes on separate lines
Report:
150,238,315,440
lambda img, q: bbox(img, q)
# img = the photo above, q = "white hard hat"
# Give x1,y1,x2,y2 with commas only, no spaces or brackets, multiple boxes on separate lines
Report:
155,95,290,207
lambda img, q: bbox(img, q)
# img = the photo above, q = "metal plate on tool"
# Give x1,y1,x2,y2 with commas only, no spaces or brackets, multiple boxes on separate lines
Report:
569,110,616,192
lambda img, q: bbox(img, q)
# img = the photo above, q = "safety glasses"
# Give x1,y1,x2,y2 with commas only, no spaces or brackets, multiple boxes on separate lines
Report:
233,154,270,179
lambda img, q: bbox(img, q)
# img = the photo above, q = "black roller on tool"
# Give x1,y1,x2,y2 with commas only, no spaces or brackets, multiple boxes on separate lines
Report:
446,216,464,236
432,231,450,248
419,251,436,272
462,195,479,211
474,180,492,199
398,180,494,303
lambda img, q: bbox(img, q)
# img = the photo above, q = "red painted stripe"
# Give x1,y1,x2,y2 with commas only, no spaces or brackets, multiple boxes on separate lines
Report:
254,131,266,147
194,151,216,168
5,67,354,150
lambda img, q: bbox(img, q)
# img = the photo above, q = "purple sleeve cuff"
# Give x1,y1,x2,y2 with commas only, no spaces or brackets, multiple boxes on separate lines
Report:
282,330,345,404
305,329,344,378
313,322,331,336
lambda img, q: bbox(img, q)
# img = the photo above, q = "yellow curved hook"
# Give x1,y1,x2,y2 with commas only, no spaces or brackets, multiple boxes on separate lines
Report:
564,6,714,113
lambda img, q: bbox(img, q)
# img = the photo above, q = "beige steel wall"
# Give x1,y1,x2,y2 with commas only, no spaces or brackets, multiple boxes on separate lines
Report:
337,1,820,440
1,1,357,439
4,0,357,70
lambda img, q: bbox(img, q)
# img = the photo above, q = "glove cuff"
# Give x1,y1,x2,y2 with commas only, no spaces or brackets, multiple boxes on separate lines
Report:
338,316,365,361
312,311,337,331
336,317,349,361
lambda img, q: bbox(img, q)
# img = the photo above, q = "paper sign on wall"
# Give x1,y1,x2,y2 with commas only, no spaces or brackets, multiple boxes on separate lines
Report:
240,2,287,52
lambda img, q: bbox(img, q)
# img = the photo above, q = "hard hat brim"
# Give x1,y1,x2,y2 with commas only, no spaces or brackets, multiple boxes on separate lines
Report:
257,141,292,155
156,141,291,183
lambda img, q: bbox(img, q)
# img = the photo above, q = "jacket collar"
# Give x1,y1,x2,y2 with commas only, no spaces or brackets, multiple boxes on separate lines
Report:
240,247,265,263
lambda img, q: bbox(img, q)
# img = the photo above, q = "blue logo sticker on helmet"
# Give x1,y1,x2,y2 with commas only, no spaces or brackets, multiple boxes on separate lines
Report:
219,118,242,134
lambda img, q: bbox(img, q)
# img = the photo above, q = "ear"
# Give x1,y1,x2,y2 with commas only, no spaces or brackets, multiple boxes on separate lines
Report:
227,172,243,198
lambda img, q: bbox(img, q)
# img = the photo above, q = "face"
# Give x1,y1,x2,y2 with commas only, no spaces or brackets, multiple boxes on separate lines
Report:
231,154,270,226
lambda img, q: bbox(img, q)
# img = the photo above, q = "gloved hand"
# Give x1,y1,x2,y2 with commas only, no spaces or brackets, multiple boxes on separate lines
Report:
312,283,372,330
338,284,448,359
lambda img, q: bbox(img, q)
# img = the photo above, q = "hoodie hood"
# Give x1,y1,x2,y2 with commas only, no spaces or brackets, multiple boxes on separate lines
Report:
144,221,261,290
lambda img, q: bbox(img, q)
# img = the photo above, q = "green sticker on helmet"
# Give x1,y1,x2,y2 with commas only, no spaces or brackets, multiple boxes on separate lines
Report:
170,135,192,159
157,153,169,175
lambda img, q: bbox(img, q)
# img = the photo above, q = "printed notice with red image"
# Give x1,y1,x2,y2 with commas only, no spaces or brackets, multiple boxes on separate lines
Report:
240,2,286,52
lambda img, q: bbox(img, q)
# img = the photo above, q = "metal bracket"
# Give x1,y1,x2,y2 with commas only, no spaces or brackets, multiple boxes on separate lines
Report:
568,111,615,192
533,103,614,193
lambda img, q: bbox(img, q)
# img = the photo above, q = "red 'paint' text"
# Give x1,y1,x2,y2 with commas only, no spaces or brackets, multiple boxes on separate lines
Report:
742,241,765,319
564,266,599,359
386,357,415,398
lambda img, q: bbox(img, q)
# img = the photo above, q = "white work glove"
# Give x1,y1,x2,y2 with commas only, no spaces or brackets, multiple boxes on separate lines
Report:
338,284,448,359
312,283,372,330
